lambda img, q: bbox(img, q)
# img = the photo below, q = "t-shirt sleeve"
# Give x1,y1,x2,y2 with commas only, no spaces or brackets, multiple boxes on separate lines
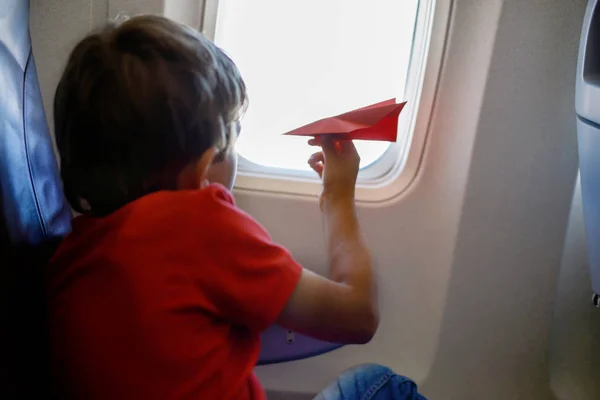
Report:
192,185,303,332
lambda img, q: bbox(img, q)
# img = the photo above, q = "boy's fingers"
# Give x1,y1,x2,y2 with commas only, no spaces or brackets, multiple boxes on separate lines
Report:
308,152,325,178
320,137,338,157
308,137,322,146
308,152,325,172
308,161,324,178
308,151,324,163
309,136,353,159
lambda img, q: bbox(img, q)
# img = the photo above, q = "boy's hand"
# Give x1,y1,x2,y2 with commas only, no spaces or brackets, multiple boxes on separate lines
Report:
308,137,360,209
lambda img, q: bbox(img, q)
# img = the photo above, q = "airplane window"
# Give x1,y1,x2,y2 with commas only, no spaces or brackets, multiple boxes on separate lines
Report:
211,0,420,174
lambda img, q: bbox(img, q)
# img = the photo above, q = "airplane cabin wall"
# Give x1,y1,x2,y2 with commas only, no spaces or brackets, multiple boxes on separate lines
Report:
415,0,587,397
29,0,598,399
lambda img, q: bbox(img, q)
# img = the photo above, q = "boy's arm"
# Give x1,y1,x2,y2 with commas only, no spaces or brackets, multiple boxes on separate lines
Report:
276,139,379,344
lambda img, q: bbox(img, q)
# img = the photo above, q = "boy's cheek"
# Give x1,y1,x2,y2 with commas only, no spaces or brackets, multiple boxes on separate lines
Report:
207,151,238,191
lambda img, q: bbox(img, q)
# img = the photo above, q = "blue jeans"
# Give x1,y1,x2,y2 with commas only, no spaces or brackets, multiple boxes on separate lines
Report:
314,364,427,400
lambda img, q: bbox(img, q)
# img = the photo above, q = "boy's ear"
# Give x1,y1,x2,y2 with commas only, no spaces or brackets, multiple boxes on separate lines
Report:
196,147,217,187
177,147,217,190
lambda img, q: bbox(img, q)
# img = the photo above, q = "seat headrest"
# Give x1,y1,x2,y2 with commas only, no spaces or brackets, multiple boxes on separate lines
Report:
0,0,71,245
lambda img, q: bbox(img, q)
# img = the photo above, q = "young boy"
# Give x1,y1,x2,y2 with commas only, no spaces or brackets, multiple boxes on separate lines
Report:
47,15,426,400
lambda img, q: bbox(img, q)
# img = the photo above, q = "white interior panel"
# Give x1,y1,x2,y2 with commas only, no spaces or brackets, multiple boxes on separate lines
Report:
163,0,200,28
30,0,599,398
414,0,585,395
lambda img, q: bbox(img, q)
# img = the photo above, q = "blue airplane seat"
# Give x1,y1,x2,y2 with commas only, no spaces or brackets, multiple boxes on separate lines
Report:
0,0,72,395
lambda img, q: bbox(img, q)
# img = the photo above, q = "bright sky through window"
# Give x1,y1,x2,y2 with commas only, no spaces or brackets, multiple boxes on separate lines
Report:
214,0,419,171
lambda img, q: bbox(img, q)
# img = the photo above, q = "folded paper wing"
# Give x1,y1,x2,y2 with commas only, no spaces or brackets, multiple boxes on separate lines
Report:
283,99,407,142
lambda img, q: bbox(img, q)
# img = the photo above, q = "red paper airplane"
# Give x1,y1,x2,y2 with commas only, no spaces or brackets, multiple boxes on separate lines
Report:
283,99,406,142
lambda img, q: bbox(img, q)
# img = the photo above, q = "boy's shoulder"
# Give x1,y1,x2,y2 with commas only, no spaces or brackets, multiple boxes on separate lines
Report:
137,183,236,212
52,184,261,264
47,182,287,309
50,185,250,272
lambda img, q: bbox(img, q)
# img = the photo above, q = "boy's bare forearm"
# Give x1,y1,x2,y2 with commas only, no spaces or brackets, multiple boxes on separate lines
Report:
322,198,376,301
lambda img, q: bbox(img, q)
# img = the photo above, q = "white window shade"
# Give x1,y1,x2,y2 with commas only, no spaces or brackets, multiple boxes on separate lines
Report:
212,0,419,173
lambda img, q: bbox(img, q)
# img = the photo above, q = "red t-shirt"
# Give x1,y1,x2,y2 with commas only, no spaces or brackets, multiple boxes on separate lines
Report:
46,184,303,399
